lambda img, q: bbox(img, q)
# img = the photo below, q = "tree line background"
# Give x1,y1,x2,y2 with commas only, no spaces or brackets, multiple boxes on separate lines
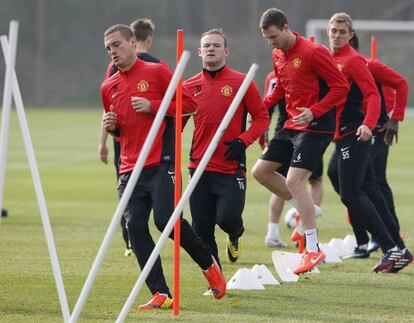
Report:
1,0,413,107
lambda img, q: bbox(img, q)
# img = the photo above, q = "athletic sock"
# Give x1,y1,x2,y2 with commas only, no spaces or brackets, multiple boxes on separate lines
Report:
305,228,318,252
358,243,368,250
267,222,279,237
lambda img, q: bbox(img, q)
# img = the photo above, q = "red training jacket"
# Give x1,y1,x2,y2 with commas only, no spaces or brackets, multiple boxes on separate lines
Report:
101,58,196,174
264,32,349,133
184,66,270,174
366,57,408,122
331,44,381,139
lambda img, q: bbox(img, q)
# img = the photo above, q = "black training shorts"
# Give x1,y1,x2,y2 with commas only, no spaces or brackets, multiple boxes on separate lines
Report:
261,128,332,173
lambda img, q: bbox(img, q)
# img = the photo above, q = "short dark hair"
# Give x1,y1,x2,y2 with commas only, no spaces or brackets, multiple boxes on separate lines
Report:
349,33,359,51
200,28,228,47
130,18,155,41
260,8,288,30
104,24,134,40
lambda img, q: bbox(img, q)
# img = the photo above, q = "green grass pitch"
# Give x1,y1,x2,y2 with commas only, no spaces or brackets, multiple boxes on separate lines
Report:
0,108,413,322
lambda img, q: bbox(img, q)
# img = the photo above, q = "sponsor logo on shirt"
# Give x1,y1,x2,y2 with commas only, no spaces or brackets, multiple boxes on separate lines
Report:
137,80,149,92
292,58,302,69
220,85,233,96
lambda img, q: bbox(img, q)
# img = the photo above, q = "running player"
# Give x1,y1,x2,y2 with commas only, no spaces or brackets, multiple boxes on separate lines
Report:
184,28,269,267
252,8,349,275
98,18,167,256
326,12,410,273
101,24,226,309
261,71,324,248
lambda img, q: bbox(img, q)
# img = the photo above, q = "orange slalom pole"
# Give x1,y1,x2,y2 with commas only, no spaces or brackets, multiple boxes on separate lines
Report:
173,29,184,316
371,36,377,60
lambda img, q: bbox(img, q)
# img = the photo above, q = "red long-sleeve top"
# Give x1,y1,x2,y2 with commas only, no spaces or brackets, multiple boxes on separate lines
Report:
184,66,270,174
264,32,349,133
101,58,196,174
366,57,408,122
331,44,381,139
382,86,396,116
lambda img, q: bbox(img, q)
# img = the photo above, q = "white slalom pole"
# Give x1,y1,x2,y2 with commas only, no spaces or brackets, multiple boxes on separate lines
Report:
0,36,71,323
68,50,191,323
0,20,18,217
116,63,259,323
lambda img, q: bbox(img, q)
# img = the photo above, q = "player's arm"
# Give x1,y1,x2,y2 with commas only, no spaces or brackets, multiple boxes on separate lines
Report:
98,112,109,164
368,60,408,145
368,59,408,122
223,81,270,162
308,46,349,118
263,76,284,109
238,81,270,146
101,84,119,135
349,56,381,141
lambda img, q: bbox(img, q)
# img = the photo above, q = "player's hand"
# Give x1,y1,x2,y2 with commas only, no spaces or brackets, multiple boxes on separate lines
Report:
292,107,314,125
103,105,117,132
258,134,266,150
356,124,372,141
223,139,246,161
131,96,151,114
98,144,109,164
378,119,398,145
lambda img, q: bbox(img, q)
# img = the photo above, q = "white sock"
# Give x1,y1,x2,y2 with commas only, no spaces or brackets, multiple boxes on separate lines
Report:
305,228,319,252
267,222,279,237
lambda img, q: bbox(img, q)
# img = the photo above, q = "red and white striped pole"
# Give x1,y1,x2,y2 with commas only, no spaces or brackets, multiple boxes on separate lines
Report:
173,29,184,316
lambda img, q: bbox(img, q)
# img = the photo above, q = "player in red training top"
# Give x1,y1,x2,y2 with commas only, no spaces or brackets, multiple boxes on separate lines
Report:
184,28,269,268
363,45,408,234
98,18,166,257
327,30,412,272
101,24,226,309
326,13,411,273
261,71,324,249
252,8,349,275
